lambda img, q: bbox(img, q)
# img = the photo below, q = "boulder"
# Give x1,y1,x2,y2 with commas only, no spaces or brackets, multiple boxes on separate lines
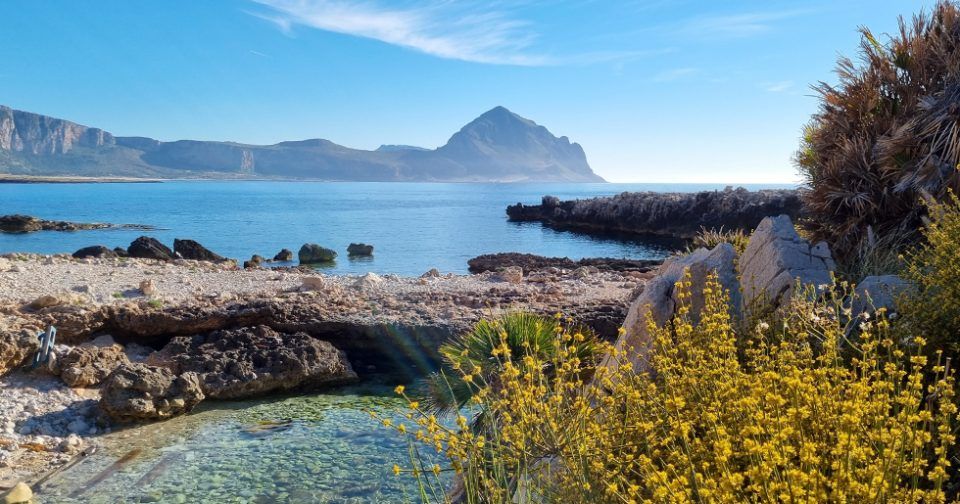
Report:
72,245,117,259
2,482,32,504
301,276,325,291
127,236,174,261
273,248,294,262
157,325,357,399
609,244,739,374
59,336,130,387
299,244,337,264
738,215,836,310
0,331,40,377
353,272,384,289
173,239,225,262
853,275,913,317
347,243,374,256
99,363,205,422
113,246,129,258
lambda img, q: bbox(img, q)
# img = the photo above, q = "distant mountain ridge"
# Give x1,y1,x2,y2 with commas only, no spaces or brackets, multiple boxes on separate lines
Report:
0,105,604,182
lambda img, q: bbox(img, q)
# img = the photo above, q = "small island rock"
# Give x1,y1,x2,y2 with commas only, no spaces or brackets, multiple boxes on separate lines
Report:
273,248,294,262
299,244,337,263
347,243,374,256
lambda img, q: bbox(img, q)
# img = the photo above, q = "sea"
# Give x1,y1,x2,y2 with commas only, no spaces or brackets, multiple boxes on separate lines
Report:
0,181,794,274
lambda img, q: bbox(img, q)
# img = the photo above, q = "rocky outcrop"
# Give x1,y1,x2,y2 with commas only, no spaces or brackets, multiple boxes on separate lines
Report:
0,331,40,377
506,187,802,240
468,253,660,274
0,215,153,234
299,244,337,263
99,363,205,422
58,336,130,387
738,215,835,310
347,243,374,256
154,326,356,399
609,244,740,373
173,239,225,262
127,236,174,261
72,245,117,259
0,105,113,155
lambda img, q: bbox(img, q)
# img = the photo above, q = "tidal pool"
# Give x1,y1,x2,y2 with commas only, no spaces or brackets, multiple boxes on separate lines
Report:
35,384,450,503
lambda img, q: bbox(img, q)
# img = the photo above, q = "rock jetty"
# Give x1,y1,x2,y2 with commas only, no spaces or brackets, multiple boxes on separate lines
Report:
506,187,802,239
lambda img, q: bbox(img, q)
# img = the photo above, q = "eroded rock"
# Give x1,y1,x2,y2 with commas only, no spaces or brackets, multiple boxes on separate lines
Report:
59,336,130,387
99,363,204,422
739,215,835,310
0,331,40,377
610,244,739,373
155,326,356,399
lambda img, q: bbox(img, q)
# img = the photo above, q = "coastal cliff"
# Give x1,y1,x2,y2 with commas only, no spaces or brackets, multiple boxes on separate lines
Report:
507,186,803,239
0,105,604,182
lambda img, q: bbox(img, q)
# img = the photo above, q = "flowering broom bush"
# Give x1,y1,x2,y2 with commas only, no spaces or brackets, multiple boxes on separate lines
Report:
384,273,957,503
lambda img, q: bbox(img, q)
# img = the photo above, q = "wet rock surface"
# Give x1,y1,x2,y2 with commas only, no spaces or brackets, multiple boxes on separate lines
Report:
99,363,205,422
154,325,357,399
506,187,802,240
347,243,374,256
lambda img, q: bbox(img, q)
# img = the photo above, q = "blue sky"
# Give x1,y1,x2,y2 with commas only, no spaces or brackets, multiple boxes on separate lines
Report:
0,0,932,182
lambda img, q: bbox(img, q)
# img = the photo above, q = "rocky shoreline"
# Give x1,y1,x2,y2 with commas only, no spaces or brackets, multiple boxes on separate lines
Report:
0,253,647,490
506,186,802,239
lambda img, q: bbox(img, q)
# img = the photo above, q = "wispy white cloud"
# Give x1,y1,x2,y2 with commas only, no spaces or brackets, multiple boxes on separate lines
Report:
763,80,794,93
652,67,698,82
249,0,548,65
681,9,811,39
249,0,667,66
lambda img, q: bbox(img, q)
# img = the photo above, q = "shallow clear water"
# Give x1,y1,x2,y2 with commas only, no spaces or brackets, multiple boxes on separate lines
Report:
37,385,450,503
0,182,793,275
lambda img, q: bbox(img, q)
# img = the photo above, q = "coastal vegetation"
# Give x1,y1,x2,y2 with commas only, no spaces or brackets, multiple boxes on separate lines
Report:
797,0,960,264
381,3,960,501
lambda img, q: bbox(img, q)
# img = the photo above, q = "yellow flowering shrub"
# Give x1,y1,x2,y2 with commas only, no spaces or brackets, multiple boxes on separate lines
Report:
903,191,960,353
385,272,957,503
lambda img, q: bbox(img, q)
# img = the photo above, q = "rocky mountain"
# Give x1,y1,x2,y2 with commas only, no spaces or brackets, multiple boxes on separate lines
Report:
0,105,604,182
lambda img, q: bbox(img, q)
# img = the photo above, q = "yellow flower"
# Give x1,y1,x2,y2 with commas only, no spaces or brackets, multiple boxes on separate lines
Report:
394,385,405,395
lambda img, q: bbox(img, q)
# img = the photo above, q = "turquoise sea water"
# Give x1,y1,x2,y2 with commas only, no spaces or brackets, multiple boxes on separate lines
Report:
37,385,452,503
0,181,793,275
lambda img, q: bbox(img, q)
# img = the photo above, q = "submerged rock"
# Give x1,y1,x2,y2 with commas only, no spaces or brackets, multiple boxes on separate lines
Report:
72,245,117,259
299,244,337,264
128,236,175,261
347,243,374,256
99,363,205,422
156,325,357,399
173,239,225,262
